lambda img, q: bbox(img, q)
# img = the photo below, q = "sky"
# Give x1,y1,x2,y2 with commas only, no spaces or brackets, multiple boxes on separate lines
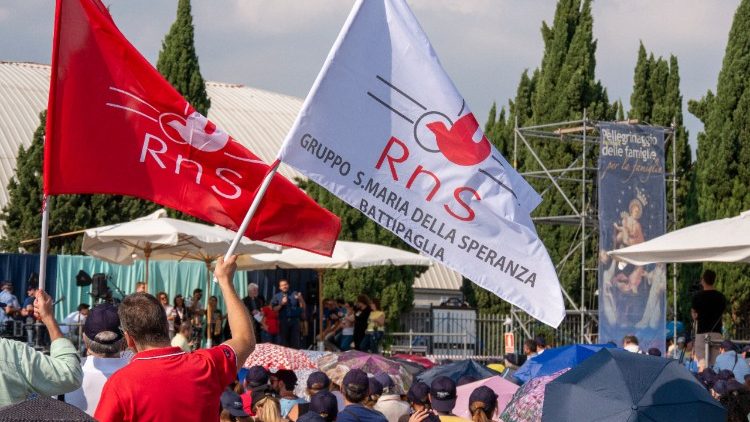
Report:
0,0,740,155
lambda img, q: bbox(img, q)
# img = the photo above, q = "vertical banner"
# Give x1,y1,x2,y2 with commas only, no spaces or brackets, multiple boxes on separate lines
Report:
598,123,667,353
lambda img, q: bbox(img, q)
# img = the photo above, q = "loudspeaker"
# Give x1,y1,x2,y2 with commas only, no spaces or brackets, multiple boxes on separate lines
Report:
76,270,92,287
91,273,109,298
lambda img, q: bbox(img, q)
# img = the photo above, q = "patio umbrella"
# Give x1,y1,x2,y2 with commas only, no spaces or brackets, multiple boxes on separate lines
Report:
236,241,432,346
541,348,726,422
0,394,96,421
415,359,499,385
243,343,317,371
513,344,614,384
82,209,279,347
499,368,569,422
390,353,435,369
452,376,519,418
318,350,412,393
608,209,750,265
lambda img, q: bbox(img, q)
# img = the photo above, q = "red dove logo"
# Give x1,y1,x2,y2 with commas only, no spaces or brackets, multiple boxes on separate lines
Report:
426,113,491,166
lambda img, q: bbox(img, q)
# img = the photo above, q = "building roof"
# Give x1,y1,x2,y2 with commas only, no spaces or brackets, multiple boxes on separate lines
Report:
0,61,460,292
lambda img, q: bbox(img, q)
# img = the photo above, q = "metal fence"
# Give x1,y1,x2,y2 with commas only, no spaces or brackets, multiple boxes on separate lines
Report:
389,308,598,360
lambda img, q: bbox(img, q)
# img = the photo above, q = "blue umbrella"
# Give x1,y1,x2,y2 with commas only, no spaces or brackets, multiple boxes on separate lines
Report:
514,344,614,384
415,359,499,385
541,348,726,422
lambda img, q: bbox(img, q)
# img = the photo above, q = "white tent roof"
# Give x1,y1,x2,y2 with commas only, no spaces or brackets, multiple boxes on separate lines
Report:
0,61,460,293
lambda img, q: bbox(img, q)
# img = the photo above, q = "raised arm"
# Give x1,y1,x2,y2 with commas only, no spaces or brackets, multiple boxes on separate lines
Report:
214,255,255,366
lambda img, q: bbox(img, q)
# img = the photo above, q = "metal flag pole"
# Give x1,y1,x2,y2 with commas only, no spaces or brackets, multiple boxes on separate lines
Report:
39,196,50,291
223,160,281,262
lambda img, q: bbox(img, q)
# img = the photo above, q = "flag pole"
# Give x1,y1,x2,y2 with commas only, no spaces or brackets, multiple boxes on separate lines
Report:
223,160,281,261
38,195,50,291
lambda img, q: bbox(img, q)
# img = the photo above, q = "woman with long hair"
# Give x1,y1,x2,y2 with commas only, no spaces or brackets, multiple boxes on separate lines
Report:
468,386,498,422
207,295,226,345
171,294,187,333
253,395,285,422
353,294,372,351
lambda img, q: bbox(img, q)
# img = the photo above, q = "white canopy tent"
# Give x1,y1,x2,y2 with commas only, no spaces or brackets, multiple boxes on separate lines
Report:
608,210,750,265
82,209,280,347
236,240,433,343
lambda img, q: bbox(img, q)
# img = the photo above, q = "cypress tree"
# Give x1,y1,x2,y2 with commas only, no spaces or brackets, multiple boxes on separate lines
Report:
629,43,652,121
156,0,210,116
0,114,139,253
526,0,614,303
690,0,750,328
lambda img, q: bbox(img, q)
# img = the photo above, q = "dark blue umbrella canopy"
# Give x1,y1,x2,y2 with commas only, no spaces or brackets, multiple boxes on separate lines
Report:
541,348,726,422
514,344,614,384
415,359,498,385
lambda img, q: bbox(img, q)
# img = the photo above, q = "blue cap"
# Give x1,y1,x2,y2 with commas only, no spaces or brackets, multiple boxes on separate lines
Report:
310,391,338,422
374,373,394,390
83,303,123,344
245,365,269,387
369,378,383,396
647,348,662,357
221,389,249,418
307,371,331,390
298,413,326,422
430,376,457,413
407,382,430,405
343,369,369,394
468,386,498,414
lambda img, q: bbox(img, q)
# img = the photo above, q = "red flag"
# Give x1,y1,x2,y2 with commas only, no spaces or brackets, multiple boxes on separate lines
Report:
44,0,340,255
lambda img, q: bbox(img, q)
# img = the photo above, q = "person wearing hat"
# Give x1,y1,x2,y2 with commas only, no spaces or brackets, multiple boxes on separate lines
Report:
221,389,252,422
241,365,270,415
374,373,410,422
365,378,384,409
65,303,130,416
714,340,750,381
398,382,440,422
289,371,332,421
467,386,498,422
298,391,339,422
338,369,388,422
429,376,463,422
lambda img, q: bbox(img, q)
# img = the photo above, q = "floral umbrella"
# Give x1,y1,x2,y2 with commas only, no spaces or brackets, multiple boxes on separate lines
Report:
244,343,317,371
499,368,570,422
318,350,412,394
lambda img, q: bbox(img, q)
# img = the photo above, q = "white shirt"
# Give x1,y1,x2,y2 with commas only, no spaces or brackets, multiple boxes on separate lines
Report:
374,394,410,422
65,354,130,415
61,311,86,335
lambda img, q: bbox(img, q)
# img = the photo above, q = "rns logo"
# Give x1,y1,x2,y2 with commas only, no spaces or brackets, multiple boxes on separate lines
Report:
367,76,517,222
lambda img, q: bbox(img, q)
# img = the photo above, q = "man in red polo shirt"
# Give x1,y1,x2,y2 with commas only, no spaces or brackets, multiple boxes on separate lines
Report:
95,255,254,422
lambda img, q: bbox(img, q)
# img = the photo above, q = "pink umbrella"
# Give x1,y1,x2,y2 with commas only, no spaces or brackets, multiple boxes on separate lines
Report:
391,353,435,369
499,369,570,422
452,376,519,419
244,343,317,371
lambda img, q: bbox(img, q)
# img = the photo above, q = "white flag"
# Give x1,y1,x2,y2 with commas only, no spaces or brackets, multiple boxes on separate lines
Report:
278,0,565,326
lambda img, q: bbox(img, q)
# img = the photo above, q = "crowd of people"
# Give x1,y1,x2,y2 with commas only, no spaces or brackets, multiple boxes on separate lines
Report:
225,365,497,422
0,257,499,422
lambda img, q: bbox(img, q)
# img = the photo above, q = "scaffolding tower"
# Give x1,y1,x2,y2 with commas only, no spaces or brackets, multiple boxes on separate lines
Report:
512,112,677,344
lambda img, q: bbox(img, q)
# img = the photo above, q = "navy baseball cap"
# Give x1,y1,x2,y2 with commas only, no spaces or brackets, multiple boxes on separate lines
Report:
430,376,457,412
245,365,269,387
407,382,430,405
468,386,498,413
374,373,394,390
83,303,123,344
310,391,338,422
343,369,369,394
297,413,326,422
221,389,249,417
369,378,383,396
307,371,331,390
251,385,274,411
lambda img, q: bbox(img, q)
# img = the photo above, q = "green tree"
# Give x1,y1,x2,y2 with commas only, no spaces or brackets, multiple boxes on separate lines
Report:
628,45,697,321
524,0,614,305
0,113,141,254
156,0,210,116
298,180,426,324
689,0,750,330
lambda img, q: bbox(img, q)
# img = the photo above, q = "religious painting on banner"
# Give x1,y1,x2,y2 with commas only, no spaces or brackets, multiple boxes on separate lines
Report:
597,123,666,353
277,0,565,327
